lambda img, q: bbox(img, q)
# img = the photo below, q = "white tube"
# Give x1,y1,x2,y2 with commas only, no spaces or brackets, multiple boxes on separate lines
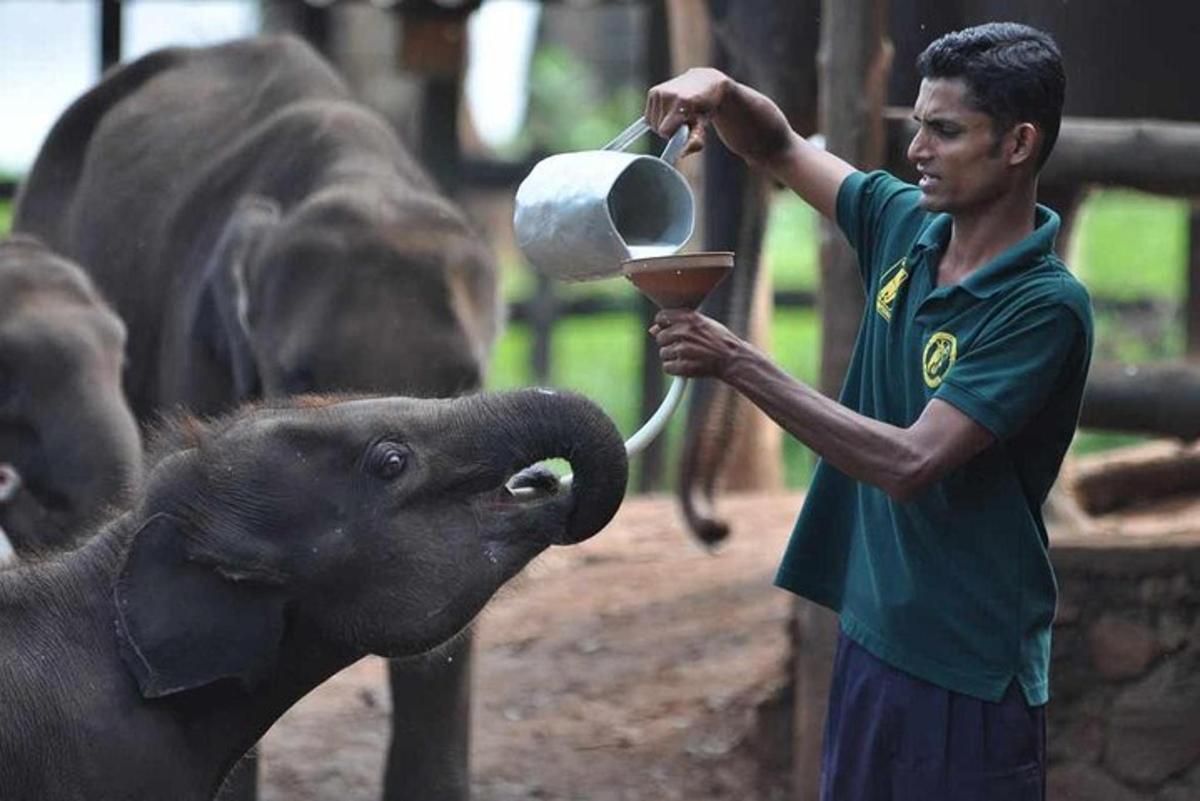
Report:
623,375,689,457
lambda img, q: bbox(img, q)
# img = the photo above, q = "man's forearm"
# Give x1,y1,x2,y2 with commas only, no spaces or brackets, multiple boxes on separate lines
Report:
722,344,932,500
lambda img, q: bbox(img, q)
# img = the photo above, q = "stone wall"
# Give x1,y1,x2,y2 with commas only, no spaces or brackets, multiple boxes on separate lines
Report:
1048,530,1200,800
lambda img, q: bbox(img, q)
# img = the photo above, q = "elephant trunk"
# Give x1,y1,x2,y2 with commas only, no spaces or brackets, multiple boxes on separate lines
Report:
450,389,628,544
41,379,143,535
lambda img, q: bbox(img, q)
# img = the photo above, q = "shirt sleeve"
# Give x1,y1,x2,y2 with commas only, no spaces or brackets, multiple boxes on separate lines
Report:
835,170,922,285
934,299,1088,440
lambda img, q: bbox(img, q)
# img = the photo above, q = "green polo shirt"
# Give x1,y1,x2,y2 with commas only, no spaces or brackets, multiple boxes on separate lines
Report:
775,170,1093,705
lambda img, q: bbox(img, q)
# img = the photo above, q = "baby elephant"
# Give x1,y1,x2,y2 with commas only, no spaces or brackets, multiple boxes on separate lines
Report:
0,237,142,560
0,388,626,800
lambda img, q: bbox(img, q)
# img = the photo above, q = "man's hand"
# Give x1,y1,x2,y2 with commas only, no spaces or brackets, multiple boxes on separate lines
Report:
644,68,734,158
649,308,746,378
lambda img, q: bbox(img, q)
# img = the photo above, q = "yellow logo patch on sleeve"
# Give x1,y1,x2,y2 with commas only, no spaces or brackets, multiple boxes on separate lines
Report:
875,259,909,322
922,331,957,388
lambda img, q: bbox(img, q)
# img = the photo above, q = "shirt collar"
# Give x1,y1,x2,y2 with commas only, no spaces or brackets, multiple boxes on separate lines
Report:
909,205,1061,298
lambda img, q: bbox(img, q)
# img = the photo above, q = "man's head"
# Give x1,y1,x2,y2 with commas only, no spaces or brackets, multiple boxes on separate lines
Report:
907,23,1065,212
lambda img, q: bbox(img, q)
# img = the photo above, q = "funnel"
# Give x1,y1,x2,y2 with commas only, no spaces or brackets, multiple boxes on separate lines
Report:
617,251,735,458
621,251,734,309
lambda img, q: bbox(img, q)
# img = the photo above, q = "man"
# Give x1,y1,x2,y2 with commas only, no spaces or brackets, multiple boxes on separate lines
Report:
645,23,1092,801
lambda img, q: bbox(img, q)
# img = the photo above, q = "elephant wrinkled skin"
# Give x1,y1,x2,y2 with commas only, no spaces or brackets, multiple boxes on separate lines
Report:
0,389,627,801
0,237,142,559
14,34,501,801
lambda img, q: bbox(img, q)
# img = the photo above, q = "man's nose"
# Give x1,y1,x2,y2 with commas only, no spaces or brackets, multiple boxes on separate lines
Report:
907,128,929,165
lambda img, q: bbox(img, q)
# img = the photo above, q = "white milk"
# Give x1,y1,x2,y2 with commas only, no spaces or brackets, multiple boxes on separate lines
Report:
625,243,679,260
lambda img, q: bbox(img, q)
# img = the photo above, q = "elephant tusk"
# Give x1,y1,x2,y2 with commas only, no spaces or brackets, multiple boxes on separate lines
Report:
0,523,16,567
0,463,21,504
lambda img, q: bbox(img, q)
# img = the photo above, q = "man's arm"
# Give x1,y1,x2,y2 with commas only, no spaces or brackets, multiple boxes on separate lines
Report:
651,309,995,500
646,68,855,221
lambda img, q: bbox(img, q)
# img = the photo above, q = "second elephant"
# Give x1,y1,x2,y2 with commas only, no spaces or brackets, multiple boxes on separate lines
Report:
0,236,142,559
15,35,500,801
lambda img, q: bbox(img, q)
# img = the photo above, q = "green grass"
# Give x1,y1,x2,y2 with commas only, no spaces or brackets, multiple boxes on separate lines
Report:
1072,189,1188,300
0,199,11,234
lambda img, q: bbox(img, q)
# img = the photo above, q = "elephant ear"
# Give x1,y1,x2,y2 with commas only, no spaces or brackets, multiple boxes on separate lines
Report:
114,513,286,699
201,196,281,402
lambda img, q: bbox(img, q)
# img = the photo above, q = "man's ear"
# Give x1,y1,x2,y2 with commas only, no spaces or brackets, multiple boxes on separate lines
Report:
115,513,286,699
1007,122,1040,167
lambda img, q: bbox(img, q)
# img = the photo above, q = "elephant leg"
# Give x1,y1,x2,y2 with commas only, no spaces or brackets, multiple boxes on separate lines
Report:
383,630,472,801
678,132,772,546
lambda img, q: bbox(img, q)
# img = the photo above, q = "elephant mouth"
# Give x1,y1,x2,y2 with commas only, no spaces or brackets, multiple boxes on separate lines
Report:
465,463,573,551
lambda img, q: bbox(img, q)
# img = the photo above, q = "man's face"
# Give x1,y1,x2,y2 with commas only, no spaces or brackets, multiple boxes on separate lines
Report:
906,78,1013,213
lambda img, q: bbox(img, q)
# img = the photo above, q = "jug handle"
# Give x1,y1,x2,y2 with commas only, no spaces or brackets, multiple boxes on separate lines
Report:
659,124,690,166
604,117,690,166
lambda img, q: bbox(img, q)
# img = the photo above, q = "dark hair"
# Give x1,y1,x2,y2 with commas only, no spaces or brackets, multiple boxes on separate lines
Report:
917,22,1065,169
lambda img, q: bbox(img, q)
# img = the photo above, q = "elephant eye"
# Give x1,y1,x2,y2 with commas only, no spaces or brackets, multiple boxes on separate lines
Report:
365,440,409,480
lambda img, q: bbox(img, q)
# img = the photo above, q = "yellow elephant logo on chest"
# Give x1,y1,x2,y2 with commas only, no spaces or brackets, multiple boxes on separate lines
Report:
922,331,957,388
875,259,909,322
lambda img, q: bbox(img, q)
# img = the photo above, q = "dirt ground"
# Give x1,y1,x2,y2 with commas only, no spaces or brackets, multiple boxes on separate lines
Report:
260,491,803,801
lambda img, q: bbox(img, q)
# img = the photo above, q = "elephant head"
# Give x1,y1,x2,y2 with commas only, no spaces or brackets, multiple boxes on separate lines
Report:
0,237,143,556
179,188,498,412
115,388,626,697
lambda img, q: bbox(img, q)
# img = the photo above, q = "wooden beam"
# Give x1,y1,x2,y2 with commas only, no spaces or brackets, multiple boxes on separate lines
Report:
885,109,1200,196
1079,362,1200,441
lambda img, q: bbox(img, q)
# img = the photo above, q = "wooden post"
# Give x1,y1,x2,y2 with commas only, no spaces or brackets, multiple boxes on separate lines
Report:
1189,203,1200,361
637,0,671,493
401,12,469,197
794,2,890,799
100,0,122,72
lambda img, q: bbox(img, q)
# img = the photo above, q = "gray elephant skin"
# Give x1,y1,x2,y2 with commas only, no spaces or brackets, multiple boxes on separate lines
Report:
0,236,142,559
13,34,502,800
0,388,627,801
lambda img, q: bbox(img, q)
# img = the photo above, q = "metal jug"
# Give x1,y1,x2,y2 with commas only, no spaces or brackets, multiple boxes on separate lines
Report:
514,118,694,282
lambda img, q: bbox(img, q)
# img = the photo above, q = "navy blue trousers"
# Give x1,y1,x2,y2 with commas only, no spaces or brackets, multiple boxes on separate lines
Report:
820,632,1046,801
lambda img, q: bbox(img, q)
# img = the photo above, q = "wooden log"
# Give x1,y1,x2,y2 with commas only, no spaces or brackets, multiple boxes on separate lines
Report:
885,110,1200,196
1079,362,1200,441
1069,440,1200,516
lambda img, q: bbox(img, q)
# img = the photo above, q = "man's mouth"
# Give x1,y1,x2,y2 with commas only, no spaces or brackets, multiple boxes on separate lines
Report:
918,170,940,190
